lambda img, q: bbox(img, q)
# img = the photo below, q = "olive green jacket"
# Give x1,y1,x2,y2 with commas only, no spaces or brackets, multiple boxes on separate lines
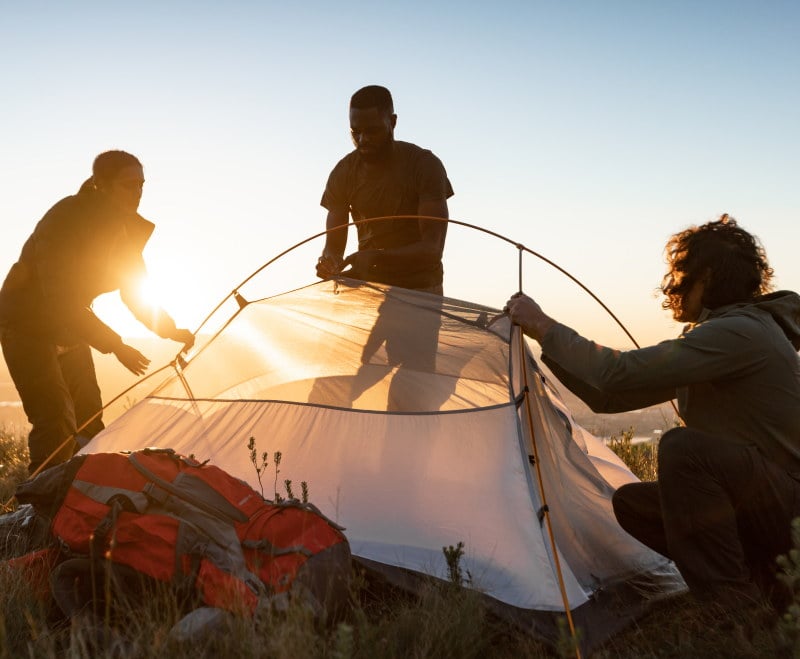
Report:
541,291,800,471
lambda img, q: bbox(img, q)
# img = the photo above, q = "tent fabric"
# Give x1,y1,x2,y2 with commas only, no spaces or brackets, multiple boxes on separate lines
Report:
84,278,685,646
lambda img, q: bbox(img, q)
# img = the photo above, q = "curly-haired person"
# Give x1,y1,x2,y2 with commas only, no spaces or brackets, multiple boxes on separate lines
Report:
505,215,800,615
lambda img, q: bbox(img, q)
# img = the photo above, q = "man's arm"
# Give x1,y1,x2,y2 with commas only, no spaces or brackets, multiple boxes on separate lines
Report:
317,208,349,278
121,284,194,351
416,197,448,261
343,198,449,272
507,292,764,394
119,259,195,353
542,354,676,413
507,292,676,411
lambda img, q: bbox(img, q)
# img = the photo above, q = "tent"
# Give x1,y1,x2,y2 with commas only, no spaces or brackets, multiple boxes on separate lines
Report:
83,275,685,651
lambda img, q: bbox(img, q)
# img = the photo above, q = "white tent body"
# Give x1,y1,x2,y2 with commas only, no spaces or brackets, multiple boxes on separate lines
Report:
85,279,684,646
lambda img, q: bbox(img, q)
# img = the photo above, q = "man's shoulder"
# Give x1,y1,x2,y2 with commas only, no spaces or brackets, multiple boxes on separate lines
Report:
331,149,359,169
394,140,440,160
393,141,449,176
326,150,359,182
329,142,445,167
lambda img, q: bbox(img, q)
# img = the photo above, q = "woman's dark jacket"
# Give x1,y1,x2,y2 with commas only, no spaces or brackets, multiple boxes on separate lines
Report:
0,184,177,352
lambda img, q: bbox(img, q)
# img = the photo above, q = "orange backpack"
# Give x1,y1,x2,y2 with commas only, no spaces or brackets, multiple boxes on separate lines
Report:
14,448,350,617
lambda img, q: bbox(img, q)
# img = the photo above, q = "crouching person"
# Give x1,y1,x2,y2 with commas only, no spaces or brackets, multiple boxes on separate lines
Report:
505,215,800,612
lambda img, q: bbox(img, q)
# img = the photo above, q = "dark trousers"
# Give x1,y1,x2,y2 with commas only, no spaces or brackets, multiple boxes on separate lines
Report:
612,427,800,605
1,329,104,473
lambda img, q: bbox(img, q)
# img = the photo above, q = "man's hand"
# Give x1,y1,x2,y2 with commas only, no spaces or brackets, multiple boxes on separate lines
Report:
171,328,195,352
505,292,556,342
342,249,384,278
113,343,151,376
316,254,344,279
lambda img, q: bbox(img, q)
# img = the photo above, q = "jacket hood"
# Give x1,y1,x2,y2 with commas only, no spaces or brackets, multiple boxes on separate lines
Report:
708,291,800,350
752,291,800,350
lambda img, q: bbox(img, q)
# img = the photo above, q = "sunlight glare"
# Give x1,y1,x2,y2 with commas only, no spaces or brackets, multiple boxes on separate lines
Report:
91,269,202,340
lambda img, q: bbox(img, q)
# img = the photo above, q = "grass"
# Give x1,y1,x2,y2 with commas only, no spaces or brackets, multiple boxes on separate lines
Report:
606,428,659,482
0,425,29,507
0,425,797,658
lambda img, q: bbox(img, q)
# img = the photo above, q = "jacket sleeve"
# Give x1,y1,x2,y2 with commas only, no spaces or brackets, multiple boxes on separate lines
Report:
541,354,676,412
70,309,124,353
539,318,766,394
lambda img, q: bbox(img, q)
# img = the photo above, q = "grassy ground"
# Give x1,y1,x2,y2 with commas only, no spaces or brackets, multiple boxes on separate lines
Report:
1,426,798,658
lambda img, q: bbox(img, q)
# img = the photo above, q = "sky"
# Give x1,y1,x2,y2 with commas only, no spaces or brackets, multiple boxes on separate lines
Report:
1,0,798,359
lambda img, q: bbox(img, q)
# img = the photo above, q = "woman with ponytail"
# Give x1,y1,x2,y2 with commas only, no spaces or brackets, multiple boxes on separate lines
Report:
0,151,194,474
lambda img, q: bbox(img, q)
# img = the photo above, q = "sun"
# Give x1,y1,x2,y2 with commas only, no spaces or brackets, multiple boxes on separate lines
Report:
92,269,202,340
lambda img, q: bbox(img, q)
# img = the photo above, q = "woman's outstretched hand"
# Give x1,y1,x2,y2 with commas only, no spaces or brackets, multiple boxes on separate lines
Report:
113,342,151,376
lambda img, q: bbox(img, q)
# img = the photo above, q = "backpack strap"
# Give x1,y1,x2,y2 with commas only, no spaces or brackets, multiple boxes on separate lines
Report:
89,496,125,560
71,481,150,513
127,453,264,597
128,453,249,524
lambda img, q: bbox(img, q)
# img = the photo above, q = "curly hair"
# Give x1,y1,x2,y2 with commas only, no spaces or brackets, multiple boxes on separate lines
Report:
661,214,773,315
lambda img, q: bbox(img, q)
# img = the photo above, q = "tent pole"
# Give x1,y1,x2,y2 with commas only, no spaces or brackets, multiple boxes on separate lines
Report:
517,329,583,659
173,360,202,420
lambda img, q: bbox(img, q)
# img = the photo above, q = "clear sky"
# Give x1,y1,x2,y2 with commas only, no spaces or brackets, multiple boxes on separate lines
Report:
1,0,798,353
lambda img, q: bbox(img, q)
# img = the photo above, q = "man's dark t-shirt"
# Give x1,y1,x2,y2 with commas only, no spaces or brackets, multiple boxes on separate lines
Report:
321,140,454,289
